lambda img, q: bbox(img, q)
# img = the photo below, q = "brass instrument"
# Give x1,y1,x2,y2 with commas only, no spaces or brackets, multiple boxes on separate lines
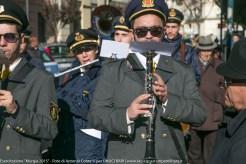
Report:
144,50,157,164
91,5,121,39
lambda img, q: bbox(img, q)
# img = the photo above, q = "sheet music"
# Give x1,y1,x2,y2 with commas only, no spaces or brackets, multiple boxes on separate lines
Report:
100,40,129,59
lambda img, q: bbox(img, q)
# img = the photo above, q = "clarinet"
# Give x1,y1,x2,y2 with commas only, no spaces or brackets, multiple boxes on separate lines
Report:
144,50,157,164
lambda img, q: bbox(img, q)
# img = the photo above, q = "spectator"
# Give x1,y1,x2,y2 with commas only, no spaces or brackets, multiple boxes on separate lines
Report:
209,39,246,164
188,35,225,164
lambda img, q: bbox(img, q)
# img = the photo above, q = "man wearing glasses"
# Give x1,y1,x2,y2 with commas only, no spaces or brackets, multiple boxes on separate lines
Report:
209,39,246,164
0,0,58,160
88,0,206,162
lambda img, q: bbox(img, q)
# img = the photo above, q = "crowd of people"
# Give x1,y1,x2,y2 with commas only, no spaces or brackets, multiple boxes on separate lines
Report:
0,0,245,164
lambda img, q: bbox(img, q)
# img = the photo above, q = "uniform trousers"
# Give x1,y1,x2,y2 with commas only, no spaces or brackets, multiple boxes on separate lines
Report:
188,129,217,164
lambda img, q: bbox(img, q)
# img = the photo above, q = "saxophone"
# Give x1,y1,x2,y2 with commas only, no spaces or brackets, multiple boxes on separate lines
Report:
144,50,157,164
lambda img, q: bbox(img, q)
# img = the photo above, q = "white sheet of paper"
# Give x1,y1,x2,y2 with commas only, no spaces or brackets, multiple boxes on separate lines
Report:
100,40,129,59
81,129,102,139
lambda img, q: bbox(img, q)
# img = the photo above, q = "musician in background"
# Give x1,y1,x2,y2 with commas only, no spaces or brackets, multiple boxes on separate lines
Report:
88,0,206,162
52,29,107,161
163,8,195,65
112,16,133,43
19,29,45,70
0,0,58,160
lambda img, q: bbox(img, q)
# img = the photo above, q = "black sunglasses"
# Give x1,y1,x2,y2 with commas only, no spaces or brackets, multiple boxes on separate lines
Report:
0,33,19,43
133,26,163,38
72,45,97,55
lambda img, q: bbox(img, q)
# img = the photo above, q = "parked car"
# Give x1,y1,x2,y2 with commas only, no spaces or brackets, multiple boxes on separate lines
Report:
39,49,59,75
41,42,74,72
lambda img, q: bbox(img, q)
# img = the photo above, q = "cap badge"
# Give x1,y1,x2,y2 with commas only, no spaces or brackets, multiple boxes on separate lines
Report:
0,5,5,13
169,9,176,17
75,33,84,41
119,16,125,24
142,0,154,8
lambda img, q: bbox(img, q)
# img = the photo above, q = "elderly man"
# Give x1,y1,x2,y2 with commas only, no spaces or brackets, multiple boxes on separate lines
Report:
0,0,58,160
88,0,206,162
209,39,246,164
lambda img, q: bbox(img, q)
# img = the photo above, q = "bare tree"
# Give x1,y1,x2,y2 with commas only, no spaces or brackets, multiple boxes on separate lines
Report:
42,0,80,42
175,0,217,34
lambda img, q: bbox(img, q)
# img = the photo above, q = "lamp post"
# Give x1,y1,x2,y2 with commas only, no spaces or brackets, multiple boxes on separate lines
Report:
225,0,234,59
25,0,29,19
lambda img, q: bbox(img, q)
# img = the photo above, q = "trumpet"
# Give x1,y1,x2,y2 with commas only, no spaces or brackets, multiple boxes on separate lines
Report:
54,59,99,78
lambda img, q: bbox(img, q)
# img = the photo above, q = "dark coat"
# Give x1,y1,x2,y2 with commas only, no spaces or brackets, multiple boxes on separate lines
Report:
0,58,58,160
209,110,246,164
88,54,206,162
54,61,107,160
192,59,225,131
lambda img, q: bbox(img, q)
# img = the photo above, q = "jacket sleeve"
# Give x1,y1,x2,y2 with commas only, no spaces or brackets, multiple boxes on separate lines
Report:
8,74,58,140
88,62,129,135
161,66,207,126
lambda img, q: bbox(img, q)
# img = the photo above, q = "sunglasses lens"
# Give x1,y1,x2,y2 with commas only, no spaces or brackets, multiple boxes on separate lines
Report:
4,33,18,43
134,26,163,38
134,28,148,38
72,46,95,55
150,27,163,37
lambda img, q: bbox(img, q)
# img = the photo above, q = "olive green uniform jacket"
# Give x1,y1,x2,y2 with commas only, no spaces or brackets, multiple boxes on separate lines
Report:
88,54,206,163
0,58,58,160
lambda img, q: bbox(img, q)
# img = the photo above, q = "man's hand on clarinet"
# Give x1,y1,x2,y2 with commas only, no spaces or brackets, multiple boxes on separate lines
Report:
0,90,18,114
127,94,153,121
153,73,168,103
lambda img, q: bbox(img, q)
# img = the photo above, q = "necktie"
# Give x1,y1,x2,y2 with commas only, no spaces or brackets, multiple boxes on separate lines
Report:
1,66,10,80
153,62,157,72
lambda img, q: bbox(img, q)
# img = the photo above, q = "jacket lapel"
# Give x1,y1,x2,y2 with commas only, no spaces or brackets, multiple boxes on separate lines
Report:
7,58,32,91
156,55,175,83
126,53,145,86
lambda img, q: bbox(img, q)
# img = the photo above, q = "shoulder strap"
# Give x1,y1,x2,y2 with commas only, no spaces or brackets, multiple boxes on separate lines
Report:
167,126,188,164
126,54,145,82
179,42,187,63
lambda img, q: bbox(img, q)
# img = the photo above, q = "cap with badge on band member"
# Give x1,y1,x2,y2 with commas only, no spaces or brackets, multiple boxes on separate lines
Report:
112,16,133,43
0,0,29,32
66,29,100,56
113,16,131,33
167,8,184,25
124,0,168,40
125,0,168,27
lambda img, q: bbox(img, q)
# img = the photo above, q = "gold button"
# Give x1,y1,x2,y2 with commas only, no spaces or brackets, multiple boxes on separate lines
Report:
16,126,20,130
162,133,168,138
6,145,11,151
6,124,11,129
140,133,146,139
